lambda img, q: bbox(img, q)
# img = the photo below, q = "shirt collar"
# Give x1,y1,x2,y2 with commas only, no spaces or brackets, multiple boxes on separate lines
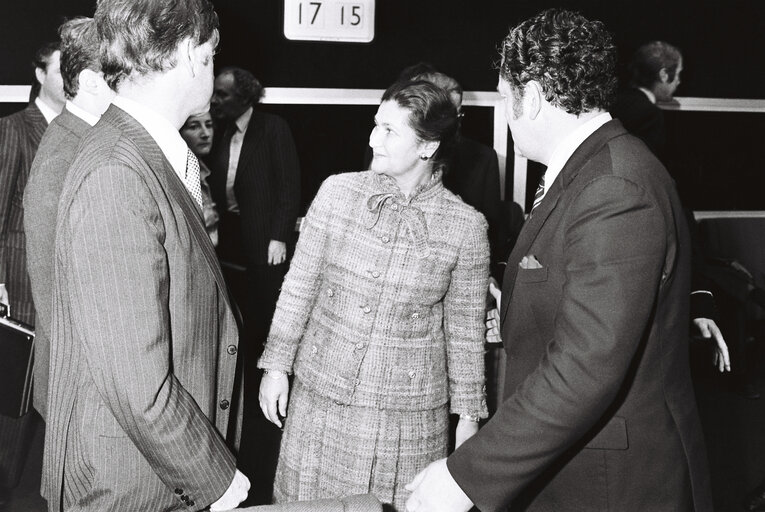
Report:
638,87,657,104
65,100,100,127
234,106,253,133
543,112,612,195
112,95,189,179
35,97,59,124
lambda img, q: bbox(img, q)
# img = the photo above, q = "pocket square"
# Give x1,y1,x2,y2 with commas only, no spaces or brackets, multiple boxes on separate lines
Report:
519,255,543,269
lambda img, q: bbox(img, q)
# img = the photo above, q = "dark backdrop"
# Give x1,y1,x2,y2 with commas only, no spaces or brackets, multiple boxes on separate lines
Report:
2,0,764,211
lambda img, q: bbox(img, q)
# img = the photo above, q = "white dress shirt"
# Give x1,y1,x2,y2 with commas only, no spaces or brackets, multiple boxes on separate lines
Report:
539,112,612,200
225,106,253,213
65,100,100,127
35,97,59,124
111,96,195,196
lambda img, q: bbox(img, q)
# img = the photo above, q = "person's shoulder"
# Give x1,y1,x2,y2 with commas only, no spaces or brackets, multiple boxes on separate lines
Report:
438,184,487,227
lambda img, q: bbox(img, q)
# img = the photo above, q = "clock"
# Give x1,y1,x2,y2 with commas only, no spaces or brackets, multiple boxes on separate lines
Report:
283,0,375,43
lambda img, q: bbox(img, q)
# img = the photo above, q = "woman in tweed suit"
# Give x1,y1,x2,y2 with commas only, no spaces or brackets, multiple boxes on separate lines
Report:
258,80,489,510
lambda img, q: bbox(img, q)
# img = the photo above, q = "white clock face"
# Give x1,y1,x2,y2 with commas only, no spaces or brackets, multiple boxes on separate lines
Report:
283,0,375,43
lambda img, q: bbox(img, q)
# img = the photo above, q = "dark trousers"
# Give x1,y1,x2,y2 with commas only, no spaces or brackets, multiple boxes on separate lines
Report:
218,212,287,505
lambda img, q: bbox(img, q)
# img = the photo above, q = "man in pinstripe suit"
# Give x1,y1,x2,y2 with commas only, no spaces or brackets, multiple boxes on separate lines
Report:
42,1,249,510
0,41,64,504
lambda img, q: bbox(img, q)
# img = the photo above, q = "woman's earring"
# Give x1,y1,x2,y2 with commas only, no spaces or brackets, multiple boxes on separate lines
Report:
419,154,429,160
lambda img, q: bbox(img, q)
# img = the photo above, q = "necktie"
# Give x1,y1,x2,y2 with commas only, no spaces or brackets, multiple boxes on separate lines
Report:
185,148,204,209
531,172,546,212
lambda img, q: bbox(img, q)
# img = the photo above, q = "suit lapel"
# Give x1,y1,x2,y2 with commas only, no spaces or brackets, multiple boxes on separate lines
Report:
499,120,626,325
105,106,240,322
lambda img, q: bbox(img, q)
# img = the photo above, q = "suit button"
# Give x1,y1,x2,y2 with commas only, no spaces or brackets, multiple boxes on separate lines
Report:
363,306,371,314
181,494,189,501
355,342,365,350
175,488,183,495
226,345,237,355
408,370,416,379
381,236,390,243
327,288,335,297
391,204,399,211
311,345,318,354
371,271,380,278
411,312,420,319
187,500,195,507
219,399,230,410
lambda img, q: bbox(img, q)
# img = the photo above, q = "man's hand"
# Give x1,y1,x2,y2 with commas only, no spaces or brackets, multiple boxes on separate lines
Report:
693,317,731,372
259,371,290,428
267,240,287,266
209,469,250,511
405,458,473,512
0,284,9,315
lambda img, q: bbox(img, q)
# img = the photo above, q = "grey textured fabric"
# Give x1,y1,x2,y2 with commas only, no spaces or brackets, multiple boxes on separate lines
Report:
242,493,382,511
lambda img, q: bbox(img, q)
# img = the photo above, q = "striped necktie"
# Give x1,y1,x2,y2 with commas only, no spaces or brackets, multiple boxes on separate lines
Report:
531,172,546,212
185,148,204,210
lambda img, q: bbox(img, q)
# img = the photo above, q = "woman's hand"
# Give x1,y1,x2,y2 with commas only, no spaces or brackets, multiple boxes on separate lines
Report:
259,371,290,428
454,417,479,450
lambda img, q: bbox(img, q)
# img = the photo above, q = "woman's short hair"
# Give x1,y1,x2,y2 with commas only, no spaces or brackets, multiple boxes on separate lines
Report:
381,80,460,174
498,8,617,115
95,0,219,90
629,41,682,89
59,17,101,100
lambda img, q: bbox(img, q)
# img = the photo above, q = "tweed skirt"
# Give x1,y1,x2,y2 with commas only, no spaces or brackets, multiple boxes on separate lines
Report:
274,378,449,511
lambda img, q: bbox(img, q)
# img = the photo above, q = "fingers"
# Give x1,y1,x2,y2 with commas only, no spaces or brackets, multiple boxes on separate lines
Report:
405,466,428,492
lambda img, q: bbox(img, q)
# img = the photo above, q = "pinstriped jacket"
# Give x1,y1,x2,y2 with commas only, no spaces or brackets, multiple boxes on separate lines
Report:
259,171,489,417
44,105,241,511
0,102,47,325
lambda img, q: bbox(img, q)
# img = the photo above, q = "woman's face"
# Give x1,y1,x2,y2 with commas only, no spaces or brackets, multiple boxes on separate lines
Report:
368,100,429,179
180,112,214,156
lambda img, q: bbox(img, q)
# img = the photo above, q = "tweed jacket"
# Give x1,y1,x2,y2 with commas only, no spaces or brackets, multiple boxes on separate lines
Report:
259,171,489,416
449,121,712,512
0,102,47,325
24,108,90,420
43,105,241,511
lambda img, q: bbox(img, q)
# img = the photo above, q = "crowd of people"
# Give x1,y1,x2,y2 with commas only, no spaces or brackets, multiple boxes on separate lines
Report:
0,1,759,511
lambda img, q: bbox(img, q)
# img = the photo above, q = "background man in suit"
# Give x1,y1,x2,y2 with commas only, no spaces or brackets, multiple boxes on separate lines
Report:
0,40,64,505
25,16,115,423
406,9,713,512
43,1,249,510
209,66,301,504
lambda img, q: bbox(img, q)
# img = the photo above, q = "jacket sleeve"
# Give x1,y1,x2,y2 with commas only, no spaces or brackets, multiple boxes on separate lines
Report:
0,117,20,286
258,176,336,372
64,163,235,508
444,212,490,418
448,175,667,511
268,116,301,243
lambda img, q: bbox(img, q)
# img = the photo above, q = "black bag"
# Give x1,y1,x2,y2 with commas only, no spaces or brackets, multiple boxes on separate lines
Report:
0,303,34,418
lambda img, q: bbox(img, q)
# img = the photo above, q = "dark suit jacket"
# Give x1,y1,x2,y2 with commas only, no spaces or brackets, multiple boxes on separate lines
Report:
448,120,712,512
0,102,47,325
24,108,90,421
610,87,666,159
44,105,241,511
209,109,301,266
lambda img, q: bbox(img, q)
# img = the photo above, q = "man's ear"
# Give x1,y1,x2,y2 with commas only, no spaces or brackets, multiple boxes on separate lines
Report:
525,80,543,120
78,69,99,95
34,67,46,87
658,68,669,84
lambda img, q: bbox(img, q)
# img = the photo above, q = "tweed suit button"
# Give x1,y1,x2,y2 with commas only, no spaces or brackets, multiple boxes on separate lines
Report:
381,236,390,243
219,399,230,410
187,500,195,507
391,203,399,211
181,494,188,501
226,344,237,355
355,342,365,350
175,488,183,495
327,288,335,297
363,305,371,314
371,271,380,278
411,312,420,319
408,370,416,379
311,345,318,354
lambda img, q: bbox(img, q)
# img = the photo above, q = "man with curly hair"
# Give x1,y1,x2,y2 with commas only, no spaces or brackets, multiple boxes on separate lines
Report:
406,9,713,512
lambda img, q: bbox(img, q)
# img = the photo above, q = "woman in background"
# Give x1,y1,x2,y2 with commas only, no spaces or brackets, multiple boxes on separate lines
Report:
258,80,489,510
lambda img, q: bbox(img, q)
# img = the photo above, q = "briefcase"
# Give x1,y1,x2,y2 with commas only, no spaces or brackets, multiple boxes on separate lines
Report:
0,303,35,418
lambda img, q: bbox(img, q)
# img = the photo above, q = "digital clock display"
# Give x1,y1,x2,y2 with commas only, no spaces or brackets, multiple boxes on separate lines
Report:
284,0,375,43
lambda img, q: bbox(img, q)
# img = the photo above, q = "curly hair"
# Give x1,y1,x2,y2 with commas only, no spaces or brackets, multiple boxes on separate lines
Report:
218,66,265,105
499,8,617,115
95,0,219,90
629,41,682,89
381,79,460,175
59,17,100,100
